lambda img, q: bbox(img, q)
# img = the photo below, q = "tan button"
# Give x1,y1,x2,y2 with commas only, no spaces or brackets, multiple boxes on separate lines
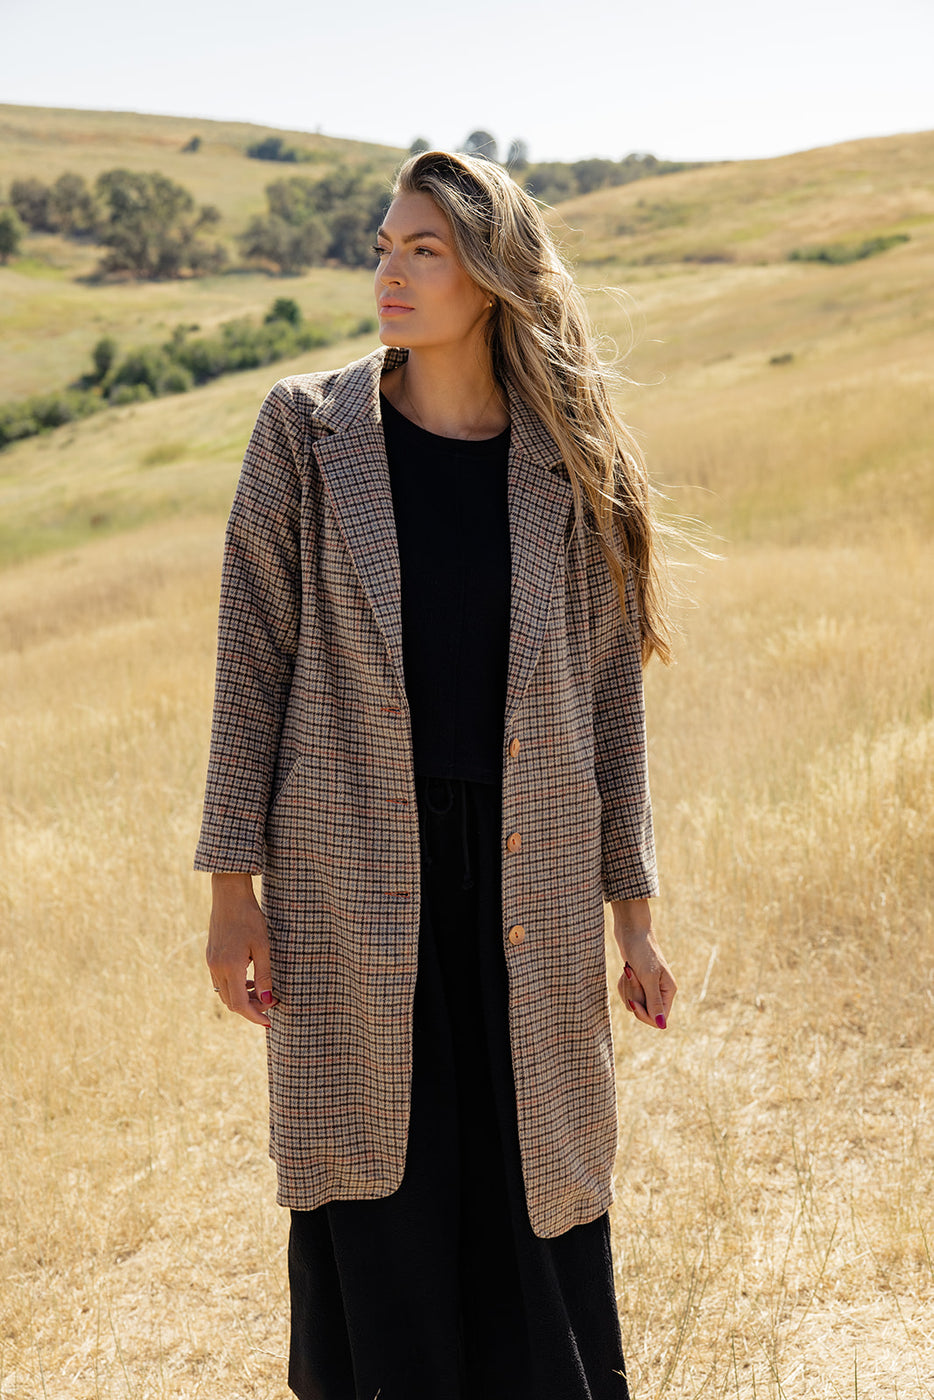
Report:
506,831,522,854
509,737,521,758
508,925,526,946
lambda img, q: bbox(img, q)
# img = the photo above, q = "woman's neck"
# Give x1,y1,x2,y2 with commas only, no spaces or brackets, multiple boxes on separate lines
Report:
382,349,509,441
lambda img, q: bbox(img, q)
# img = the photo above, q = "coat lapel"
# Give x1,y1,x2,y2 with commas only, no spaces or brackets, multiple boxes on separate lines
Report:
311,352,408,698
311,347,574,724
503,395,574,727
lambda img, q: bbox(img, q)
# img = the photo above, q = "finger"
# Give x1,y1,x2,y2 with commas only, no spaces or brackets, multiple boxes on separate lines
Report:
660,968,678,1017
209,963,271,1027
619,963,644,1010
622,970,667,1029
228,971,271,1027
626,955,676,1030
251,942,278,1012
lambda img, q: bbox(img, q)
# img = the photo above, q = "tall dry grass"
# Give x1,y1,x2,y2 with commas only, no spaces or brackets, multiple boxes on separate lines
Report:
2,528,930,1398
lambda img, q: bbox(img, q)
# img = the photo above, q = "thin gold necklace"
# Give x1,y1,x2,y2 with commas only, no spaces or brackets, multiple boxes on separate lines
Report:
400,364,505,441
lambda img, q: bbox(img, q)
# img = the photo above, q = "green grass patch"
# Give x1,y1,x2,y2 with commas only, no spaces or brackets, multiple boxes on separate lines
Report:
2,253,71,280
789,233,910,265
0,298,375,451
141,440,189,467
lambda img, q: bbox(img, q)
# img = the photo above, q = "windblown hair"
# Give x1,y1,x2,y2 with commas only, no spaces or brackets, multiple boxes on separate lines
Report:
393,149,671,666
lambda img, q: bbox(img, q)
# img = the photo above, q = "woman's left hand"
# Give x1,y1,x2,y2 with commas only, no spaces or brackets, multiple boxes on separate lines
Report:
611,898,677,1030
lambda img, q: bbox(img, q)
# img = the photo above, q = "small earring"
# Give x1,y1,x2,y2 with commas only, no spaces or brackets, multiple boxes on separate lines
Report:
487,300,494,308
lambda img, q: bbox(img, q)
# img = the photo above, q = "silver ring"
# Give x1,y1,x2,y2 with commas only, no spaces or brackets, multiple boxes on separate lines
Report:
212,986,220,993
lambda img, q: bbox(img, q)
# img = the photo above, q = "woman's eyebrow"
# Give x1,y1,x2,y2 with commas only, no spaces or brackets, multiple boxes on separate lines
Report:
375,227,447,244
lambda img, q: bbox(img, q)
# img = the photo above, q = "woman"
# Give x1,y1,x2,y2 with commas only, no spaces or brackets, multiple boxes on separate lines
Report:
197,149,677,1400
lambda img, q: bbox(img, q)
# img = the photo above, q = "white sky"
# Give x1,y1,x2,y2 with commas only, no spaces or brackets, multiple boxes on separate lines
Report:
1,0,931,162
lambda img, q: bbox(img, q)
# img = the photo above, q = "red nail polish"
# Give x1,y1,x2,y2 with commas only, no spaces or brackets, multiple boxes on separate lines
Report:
624,964,633,980
655,1014,666,1029
628,1000,637,1013
260,990,273,1004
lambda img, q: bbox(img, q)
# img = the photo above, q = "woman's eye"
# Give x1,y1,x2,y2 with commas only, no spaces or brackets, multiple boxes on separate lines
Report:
414,246,436,257
372,244,388,258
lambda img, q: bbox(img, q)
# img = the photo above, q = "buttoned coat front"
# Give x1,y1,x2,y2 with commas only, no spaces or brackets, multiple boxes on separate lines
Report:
195,344,658,1239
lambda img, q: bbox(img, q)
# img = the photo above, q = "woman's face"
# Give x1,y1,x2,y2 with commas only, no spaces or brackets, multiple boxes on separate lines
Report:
374,191,491,353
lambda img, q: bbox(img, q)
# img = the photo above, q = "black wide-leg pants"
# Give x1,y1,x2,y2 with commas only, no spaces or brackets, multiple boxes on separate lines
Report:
288,776,629,1400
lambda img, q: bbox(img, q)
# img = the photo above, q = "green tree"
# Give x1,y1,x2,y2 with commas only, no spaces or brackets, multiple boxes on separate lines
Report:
10,177,53,231
409,137,430,155
522,163,578,205
0,206,25,263
238,212,327,275
93,169,227,279
571,158,620,195
239,168,387,273
247,136,301,162
91,336,118,382
505,139,530,172
48,172,98,237
265,297,302,326
464,130,498,162
266,176,321,225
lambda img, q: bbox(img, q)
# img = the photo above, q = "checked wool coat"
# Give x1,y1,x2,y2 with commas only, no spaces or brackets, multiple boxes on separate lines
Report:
195,344,658,1239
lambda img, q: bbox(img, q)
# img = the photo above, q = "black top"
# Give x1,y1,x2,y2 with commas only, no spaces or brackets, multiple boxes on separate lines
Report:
381,391,511,784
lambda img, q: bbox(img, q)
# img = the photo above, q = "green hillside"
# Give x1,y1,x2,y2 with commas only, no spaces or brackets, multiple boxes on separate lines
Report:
0,102,401,223
0,103,397,399
554,129,934,267
1,116,932,565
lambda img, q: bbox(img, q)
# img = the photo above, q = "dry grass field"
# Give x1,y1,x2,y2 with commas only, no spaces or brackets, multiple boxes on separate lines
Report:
1,117,932,1396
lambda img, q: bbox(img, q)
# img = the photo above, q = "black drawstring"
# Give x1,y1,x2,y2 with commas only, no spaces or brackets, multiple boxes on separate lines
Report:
417,776,474,891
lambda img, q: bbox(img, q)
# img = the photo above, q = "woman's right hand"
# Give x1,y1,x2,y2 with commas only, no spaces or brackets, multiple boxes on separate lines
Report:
206,873,278,1027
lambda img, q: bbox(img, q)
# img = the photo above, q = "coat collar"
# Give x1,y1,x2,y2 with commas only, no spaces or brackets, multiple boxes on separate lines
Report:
314,345,567,473
309,345,573,727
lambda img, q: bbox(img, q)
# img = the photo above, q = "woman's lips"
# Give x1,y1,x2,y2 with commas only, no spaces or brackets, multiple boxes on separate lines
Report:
379,304,414,317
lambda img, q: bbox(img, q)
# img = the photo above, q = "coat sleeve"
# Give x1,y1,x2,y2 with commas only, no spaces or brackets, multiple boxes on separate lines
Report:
194,381,303,874
587,532,660,902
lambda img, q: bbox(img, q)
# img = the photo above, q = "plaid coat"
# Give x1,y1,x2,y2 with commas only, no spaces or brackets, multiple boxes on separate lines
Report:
195,345,658,1239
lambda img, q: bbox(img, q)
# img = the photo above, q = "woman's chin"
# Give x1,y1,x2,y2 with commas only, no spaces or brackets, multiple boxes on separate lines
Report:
378,324,411,348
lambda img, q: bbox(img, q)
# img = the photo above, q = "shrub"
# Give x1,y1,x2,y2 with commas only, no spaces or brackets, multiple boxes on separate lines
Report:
108,383,154,406
91,336,119,382
265,296,302,326
9,178,54,231
0,388,103,447
0,205,25,263
110,346,173,395
1,297,368,453
788,233,909,265
246,136,311,163
157,365,194,394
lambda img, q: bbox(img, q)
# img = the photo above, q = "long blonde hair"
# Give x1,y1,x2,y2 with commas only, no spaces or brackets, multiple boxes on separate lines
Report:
393,149,671,666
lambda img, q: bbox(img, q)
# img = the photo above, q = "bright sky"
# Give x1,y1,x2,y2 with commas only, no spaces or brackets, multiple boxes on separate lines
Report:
1,0,931,163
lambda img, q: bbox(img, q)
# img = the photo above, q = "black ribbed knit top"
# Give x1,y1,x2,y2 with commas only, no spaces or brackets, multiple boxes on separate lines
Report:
381,391,511,785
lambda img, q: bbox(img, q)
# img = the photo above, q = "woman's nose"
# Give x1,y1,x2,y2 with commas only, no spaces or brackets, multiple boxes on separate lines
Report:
379,252,404,285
